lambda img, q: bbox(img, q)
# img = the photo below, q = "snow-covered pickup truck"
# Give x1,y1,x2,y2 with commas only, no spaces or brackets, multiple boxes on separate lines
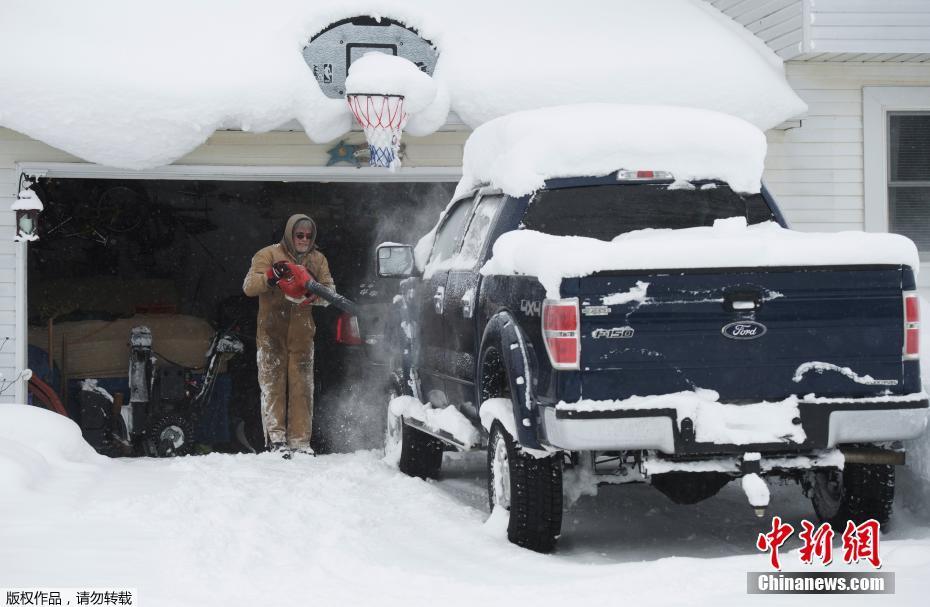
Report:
376,173,927,553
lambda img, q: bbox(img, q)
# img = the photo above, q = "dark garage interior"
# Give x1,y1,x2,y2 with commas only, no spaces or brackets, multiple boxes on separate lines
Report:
25,177,454,455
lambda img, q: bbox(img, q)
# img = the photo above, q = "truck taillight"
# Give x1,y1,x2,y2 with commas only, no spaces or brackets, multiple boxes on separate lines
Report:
542,298,580,370
904,292,920,360
336,312,363,345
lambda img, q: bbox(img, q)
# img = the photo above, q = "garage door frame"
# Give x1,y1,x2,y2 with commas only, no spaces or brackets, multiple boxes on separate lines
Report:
13,161,463,402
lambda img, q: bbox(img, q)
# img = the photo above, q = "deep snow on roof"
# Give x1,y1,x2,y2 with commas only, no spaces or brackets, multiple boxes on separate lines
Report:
0,0,806,170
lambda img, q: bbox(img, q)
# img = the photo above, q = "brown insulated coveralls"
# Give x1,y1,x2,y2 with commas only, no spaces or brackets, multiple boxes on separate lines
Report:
242,214,335,448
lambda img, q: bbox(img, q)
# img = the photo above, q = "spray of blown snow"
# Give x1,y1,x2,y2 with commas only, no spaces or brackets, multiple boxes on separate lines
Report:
314,182,453,453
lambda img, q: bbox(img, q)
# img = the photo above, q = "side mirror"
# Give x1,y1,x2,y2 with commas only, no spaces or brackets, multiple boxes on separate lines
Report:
376,243,416,278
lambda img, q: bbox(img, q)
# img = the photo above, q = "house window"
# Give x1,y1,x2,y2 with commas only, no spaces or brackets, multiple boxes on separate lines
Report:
888,112,930,259
863,86,930,280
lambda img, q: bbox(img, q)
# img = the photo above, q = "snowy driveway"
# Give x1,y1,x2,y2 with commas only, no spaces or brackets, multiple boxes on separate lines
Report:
2,407,930,606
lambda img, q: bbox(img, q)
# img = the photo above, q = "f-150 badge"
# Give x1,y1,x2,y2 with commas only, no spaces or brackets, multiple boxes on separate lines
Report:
722,321,767,340
591,327,635,339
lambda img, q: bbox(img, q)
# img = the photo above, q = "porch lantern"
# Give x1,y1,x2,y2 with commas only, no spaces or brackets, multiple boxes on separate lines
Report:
12,188,43,242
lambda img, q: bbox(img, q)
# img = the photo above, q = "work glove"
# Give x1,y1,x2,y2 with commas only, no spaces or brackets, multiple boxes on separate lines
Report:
265,267,278,286
266,261,291,287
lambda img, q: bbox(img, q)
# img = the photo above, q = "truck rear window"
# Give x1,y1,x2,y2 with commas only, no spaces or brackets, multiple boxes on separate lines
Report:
522,182,775,240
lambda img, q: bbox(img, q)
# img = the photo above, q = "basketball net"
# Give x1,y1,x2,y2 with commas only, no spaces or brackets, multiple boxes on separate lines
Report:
347,94,408,169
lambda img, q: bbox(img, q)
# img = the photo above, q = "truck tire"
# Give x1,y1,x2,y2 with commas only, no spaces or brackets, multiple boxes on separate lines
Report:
397,423,444,479
811,463,895,528
487,422,563,553
384,374,444,480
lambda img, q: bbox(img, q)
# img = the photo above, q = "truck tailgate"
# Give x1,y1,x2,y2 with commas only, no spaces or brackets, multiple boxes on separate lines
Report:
568,266,918,401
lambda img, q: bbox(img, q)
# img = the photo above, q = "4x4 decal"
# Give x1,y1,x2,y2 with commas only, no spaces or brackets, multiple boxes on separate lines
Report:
520,299,541,317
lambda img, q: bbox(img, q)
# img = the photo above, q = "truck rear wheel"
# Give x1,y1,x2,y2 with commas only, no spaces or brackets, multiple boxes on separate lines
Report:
811,463,895,528
487,422,563,553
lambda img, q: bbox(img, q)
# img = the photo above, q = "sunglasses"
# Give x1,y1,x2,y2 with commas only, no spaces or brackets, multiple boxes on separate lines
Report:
294,232,312,240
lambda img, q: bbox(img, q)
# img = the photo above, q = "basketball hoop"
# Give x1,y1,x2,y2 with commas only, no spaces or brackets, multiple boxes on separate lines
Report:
347,94,408,168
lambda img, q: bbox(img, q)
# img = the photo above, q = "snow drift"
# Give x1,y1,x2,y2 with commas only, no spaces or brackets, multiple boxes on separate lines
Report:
0,405,103,490
4,402,930,607
0,0,806,169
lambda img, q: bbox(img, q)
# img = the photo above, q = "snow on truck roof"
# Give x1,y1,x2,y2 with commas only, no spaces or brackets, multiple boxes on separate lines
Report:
455,104,768,198
0,0,805,170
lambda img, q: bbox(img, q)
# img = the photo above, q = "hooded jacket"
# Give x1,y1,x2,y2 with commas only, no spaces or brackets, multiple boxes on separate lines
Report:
243,214,335,349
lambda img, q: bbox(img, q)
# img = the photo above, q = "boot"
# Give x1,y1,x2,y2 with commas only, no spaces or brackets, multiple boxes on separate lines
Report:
292,445,315,457
270,442,291,460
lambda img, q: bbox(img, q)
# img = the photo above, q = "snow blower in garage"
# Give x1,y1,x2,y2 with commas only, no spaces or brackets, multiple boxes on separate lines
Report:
119,270,356,458
118,325,245,457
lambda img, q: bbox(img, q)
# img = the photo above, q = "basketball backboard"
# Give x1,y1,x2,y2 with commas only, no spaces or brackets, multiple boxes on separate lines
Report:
303,17,439,99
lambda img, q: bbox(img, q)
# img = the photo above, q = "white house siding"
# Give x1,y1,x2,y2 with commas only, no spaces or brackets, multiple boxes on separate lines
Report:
764,61,930,291
807,0,930,57
0,129,81,403
171,130,467,169
708,0,930,60
0,128,466,403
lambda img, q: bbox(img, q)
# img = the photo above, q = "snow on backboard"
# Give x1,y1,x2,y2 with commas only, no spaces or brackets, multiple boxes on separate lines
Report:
303,17,438,99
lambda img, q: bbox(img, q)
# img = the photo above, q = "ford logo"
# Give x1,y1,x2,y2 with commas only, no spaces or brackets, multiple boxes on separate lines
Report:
721,321,767,340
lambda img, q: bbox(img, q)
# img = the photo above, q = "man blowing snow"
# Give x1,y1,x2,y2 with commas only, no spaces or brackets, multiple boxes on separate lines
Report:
243,214,335,457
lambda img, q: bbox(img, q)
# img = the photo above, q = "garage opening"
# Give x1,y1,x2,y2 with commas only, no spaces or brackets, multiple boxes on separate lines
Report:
26,177,454,455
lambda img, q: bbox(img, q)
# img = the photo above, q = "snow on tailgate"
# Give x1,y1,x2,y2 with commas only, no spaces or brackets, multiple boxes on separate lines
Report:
481,217,921,299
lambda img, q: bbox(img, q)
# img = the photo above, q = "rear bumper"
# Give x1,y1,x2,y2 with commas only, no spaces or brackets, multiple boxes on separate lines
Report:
540,395,929,454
